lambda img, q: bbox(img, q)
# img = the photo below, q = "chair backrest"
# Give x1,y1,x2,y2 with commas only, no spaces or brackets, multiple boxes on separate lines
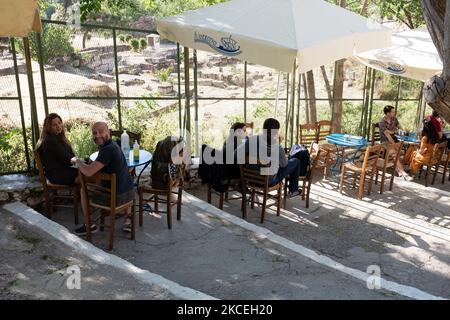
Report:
79,171,117,208
371,122,380,146
361,144,383,172
382,141,403,168
244,122,254,136
239,157,270,190
33,149,48,190
299,123,319,146
307,145,322,181
430,141,447,165
110,130,142,144
317,120,332,142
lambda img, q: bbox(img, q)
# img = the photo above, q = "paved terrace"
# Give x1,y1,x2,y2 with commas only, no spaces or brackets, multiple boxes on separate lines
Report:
1,172,449,300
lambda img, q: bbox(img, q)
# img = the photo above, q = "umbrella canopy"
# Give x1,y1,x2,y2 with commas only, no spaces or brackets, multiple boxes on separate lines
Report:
157,0,391,73
0,0,41,37
355,28,442,82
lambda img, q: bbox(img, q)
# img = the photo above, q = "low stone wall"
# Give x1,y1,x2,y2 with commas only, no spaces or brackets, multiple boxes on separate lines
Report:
0,174,43,208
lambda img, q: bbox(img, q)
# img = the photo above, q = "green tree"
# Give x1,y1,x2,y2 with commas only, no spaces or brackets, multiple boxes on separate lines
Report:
16,24,74,64
377,0,425,29
143,0,226,18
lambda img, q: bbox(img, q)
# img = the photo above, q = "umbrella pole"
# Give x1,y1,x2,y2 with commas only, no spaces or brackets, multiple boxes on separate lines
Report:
193,49,199,157
183,47,191,152
289,61,297,146
244,61,247,123
23,37,39,149
275,71,281,118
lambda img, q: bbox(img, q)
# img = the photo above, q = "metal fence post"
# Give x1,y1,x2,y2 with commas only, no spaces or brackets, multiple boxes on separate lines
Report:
11,38,32,172
177,43,182,135
112,28,122,130
36,32,49,116
23,37,40,149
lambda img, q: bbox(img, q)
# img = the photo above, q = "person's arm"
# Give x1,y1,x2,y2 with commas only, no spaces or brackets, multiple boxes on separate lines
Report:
278,145,288,168
74,159,104,177
418,137,428,155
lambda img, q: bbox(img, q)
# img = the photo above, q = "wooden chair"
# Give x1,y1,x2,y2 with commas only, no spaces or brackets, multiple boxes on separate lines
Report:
418,141,447,186
309,142,336,179
339,144,382,199
79,171,136,251
438,149,450,184
34,150,79,224
375,141,403,194
299,123,319,146
284,144,322,208
139,165,183,229
317,120,332,143
371,123,381,146
207,179,242,210
239,159,284,223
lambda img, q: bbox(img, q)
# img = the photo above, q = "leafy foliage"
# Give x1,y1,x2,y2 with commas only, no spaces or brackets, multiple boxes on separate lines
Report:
66,123,98,158
377,0,425,29
129,38,140,51
0,127,32,173
16,24,74,64
155,67,173,83
143,0,227,17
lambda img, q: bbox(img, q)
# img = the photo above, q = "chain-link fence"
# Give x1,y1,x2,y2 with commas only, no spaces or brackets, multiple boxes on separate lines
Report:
0,19,423,175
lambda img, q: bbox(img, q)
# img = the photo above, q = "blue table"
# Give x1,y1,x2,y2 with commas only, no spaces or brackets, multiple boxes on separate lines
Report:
326,133,367,148
325,134,368,174
395,135,420,144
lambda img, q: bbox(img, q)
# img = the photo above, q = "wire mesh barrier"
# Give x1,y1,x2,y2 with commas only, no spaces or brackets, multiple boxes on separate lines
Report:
0,19,423,175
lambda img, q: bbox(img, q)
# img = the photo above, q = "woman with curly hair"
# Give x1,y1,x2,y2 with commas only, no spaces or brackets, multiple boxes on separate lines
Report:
36,113,78,185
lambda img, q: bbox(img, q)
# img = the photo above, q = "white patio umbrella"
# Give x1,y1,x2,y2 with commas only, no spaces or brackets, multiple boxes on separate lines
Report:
157,0,391,73
0,0,42,144
0,0,42,37
355,28,442,82
157,0,392,152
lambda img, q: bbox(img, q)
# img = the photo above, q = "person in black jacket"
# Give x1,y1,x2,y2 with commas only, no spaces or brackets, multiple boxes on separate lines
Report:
36,113,78,186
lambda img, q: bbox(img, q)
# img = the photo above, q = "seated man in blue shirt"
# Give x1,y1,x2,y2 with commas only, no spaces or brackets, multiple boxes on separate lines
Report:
72,122,134,235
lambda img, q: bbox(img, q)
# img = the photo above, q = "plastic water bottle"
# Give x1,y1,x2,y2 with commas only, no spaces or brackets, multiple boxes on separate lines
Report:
133,140,140,162
121,130,130,160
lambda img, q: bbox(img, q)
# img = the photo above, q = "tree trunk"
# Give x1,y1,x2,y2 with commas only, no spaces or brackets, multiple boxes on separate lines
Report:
332,59,345,133
421,0,450,123
320,65,333,112
302,73,310,123
331,0,347,133
360,0,370,16
306,70,317,122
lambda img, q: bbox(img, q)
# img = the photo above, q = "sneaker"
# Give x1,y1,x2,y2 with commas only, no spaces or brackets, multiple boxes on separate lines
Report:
289,189,302,198
74,224,98,236
122,220,132,233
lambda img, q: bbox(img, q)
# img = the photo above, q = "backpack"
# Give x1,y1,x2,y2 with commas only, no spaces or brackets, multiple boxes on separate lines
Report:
151,136,183,189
